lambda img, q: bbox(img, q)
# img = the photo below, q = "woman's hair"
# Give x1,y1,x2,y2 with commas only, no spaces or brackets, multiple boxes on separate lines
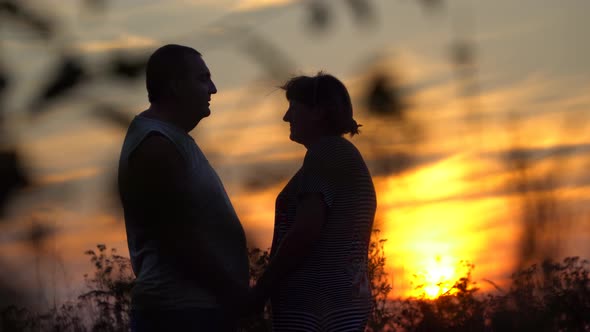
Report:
281,72,361,136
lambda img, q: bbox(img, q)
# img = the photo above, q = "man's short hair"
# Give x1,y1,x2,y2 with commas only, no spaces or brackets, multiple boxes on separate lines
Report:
145,44,202,103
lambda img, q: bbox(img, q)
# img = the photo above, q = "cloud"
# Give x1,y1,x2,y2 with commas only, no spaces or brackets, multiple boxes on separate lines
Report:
36,167,103,186
481,143,590,165
233,0,297,12
74,34,159,53
378,143,590,211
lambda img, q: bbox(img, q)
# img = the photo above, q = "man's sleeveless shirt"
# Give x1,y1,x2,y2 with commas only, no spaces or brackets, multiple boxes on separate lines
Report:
118,115,249,310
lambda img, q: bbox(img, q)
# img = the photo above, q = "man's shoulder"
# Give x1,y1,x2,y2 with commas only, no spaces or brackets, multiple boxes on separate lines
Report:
129,133,186,176
132,132,177,159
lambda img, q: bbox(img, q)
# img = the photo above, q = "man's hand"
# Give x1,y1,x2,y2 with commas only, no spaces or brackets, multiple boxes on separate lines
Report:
221,285,257,321
249,285,268,316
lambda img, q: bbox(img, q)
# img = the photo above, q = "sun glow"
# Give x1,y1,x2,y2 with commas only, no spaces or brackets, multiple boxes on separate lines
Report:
413,256,460,299
375,154,502,299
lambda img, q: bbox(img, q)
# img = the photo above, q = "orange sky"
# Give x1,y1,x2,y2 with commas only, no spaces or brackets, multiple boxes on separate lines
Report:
1,0,589,307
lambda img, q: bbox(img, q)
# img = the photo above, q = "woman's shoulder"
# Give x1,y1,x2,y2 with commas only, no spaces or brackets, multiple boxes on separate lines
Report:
305,136,360,163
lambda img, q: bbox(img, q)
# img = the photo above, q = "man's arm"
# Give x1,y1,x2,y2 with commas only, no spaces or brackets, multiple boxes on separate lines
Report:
128,134,247,308
253,192,327,306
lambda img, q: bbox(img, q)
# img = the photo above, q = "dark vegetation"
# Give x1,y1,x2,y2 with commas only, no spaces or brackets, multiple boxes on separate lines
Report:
1,231,589,332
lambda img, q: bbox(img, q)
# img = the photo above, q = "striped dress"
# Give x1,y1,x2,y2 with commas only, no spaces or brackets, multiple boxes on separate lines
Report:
270,136,377,332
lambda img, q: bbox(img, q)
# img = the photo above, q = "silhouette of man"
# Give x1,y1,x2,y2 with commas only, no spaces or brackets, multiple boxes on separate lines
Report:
118,44,249,331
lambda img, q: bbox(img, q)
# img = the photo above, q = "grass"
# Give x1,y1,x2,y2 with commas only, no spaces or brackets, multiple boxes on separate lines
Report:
1,231,589,331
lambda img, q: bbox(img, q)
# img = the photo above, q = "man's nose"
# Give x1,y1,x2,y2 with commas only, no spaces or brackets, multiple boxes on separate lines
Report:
209,80,217,94
283,110,290,122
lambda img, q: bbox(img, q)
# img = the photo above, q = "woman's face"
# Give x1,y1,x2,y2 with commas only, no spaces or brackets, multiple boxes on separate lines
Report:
282,99,322,146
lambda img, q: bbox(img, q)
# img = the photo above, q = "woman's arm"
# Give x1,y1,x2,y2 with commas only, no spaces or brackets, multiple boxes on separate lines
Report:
253,192,327,307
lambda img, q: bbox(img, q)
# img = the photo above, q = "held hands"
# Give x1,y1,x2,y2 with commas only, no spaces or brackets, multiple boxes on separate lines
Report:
221,285,267,320
239,286,268,317
230,287,269,330
249,285,268,315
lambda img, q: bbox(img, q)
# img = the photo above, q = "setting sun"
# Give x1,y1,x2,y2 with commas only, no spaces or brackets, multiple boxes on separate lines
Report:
413,256,460,299
376,156,496,299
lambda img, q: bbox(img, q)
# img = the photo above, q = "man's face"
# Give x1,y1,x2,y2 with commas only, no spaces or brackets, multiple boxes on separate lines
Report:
177,54,217,128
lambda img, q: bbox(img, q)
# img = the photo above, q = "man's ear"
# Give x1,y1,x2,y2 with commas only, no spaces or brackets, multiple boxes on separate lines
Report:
169,79,182,97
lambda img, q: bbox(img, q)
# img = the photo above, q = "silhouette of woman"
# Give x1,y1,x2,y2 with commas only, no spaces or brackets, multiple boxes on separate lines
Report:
254,72,377,331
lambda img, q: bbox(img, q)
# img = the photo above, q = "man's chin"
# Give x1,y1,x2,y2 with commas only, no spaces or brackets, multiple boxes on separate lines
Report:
201,108,211,118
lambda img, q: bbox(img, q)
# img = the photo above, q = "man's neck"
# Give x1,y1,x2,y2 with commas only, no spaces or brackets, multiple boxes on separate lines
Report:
142,104,192,133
